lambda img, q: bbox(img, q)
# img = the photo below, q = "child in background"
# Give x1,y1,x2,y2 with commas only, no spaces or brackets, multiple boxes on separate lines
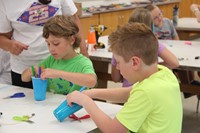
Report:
22,15,97,95
66,23,183,133
146,4,179,40
111,8,179,87
147,4,200,98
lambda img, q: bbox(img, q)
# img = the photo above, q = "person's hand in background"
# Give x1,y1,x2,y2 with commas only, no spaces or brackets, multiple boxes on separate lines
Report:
190,4,200,22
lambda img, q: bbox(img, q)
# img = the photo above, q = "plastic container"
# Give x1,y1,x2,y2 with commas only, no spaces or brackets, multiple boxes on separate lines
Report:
53,100,82,122
32,77,47,101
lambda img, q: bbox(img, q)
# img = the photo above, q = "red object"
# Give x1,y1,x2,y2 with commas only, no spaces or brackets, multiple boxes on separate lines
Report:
69,114,90,122
184,41,192,45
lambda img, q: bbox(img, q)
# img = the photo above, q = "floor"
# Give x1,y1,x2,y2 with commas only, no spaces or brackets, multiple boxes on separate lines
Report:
107,81,200,133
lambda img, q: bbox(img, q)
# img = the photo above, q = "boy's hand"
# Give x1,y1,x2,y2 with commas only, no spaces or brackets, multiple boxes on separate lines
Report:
66,91,89,107
40,68,58,80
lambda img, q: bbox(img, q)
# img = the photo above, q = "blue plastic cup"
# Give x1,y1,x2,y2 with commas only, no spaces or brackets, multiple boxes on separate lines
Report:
32,77,47,101
53,100,82,122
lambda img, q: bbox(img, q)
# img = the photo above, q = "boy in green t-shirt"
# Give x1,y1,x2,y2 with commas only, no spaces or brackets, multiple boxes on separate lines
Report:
66,23,183,133
22,15,97,94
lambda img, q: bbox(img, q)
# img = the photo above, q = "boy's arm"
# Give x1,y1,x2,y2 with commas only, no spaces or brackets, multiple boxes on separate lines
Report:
66,91,128,133
0,32,29,55
83,88,132,103
159,47,179,69
40,69,97,88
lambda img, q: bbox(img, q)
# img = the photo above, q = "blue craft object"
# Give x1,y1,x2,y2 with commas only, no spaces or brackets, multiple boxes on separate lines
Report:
3,92,25,99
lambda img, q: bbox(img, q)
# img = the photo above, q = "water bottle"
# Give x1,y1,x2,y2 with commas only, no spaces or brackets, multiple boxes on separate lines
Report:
173,5,179,26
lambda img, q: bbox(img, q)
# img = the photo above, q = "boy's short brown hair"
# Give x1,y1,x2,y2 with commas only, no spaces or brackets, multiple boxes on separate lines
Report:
109,23,158,65
43,15,81,49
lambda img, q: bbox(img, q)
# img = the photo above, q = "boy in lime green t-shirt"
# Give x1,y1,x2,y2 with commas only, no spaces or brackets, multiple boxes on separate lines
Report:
66,23,183,133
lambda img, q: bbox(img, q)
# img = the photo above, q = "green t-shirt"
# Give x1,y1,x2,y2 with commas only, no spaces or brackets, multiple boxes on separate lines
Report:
116,65,182,133
38,54,95,94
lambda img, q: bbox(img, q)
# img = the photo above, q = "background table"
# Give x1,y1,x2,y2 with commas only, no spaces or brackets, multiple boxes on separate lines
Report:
0,84,122,133
175,17,200,40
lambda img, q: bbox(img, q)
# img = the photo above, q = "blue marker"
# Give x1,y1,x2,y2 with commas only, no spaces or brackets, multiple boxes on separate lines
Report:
79,86,86,92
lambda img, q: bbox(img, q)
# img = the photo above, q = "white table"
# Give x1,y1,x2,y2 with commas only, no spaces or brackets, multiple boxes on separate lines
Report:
175,17,200,40
89,36,200,71
0,84,122,133
159,40,200,71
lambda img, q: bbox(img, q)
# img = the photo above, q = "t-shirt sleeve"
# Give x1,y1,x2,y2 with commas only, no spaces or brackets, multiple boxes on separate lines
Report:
158,42,166,55
82,63,96,74
116,90,152,132
0,3,12,33
61,0,77,16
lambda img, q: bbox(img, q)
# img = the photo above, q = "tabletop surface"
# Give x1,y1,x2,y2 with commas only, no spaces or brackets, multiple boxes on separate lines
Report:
89,36,200,71
175,17,200,31
0,84,122,133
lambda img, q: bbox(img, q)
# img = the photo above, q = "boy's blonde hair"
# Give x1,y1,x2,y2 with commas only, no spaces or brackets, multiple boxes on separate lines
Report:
43,15,81,49
128,8,153,28
109,23,158,65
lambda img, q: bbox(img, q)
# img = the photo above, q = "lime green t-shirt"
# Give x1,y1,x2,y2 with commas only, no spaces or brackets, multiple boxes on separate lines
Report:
38,54,96,94
116,65,182,133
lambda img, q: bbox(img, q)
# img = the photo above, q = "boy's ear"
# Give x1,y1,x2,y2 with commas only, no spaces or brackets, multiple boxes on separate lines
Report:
70,35,75,45
130,56,141,70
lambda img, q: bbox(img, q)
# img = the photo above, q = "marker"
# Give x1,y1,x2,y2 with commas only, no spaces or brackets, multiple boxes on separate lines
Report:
38,66,41,78
31,66,35,77
195,56,200,60
184,41,192,45
41,65,45,71
79,86,86,92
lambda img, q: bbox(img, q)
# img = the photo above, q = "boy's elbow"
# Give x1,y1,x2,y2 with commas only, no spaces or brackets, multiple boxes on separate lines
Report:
88,75,97,88
174,59,180,68
175,62,180,68
170,61,179,69
21,75,27,82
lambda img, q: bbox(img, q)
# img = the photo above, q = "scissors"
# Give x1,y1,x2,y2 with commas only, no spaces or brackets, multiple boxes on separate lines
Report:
3,92,25,99
69,114,90,122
